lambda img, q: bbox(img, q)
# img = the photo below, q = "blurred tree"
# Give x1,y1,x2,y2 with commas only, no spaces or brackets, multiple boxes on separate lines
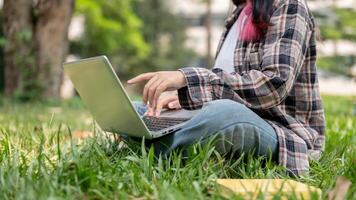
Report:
3,0,74,100
71,0,149,78
0,10,4,93
201,0,213,68
3,0,32,98
312,4,356,76
313,8,356,53
334,8,356,41
317,55,356,77
132,0,196,76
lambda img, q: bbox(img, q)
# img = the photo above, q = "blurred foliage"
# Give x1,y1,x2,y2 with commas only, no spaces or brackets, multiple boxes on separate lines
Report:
0,10,4,92
334,8,356,41
71,0,196,79
313,8,356,41
131,0,197,75
71,0,149,78
317,56,356,76
312,6,356,76
1,0,356,97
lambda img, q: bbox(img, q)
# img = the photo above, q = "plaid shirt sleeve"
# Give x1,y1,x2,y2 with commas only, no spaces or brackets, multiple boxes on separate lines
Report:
178,1,312,111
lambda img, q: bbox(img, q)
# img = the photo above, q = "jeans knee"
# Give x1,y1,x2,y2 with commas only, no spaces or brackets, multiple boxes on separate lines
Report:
213,123,278,159
203,99,247,117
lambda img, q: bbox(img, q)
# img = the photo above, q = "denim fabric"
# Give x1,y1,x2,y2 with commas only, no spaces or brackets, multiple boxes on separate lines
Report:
133,99,279,160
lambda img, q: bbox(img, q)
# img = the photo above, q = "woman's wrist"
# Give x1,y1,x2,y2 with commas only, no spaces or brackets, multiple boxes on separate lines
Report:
178,70,187,88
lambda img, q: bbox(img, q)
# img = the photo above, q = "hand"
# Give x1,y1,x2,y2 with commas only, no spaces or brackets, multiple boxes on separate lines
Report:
145,94,181,117
127,71,186,111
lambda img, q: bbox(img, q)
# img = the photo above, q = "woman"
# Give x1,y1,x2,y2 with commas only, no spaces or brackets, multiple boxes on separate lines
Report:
128,0,325,176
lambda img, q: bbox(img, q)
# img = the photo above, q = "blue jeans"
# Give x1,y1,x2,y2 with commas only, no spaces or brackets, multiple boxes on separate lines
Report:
133,99,279,160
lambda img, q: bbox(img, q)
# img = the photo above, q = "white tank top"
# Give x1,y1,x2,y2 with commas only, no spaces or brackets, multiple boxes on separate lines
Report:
214,17,245,73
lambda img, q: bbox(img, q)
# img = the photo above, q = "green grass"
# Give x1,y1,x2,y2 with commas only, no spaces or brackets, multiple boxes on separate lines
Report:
0,96,355,199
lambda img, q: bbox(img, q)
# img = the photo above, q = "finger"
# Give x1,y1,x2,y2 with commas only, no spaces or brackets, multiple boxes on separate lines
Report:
163,96,179,109
145,107,154,117
152,82,168,110
148,79,164,109
168,100,181,109
154,105,163,117
155,96,177,116
142,76,159,104
128,73,155,84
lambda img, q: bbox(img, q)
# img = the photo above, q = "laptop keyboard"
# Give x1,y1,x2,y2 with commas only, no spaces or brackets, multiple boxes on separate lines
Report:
142,116,189,132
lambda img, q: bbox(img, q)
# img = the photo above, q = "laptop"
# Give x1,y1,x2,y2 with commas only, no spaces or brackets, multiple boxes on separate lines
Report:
63,56,196,139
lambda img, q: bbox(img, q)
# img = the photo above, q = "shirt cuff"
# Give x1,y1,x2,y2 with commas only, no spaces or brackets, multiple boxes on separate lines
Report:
177,67,214,110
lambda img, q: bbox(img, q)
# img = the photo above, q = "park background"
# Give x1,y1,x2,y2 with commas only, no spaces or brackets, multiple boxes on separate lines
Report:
0,0,355,199
1,0,356,98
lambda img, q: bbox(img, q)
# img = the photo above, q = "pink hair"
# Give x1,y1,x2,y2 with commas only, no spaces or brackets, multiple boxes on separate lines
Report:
239,2,268,42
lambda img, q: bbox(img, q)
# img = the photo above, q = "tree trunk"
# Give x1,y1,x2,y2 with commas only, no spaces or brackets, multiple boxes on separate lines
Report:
3,0,34,97
205,0,213,68
2,0,74,99
35,0,74,98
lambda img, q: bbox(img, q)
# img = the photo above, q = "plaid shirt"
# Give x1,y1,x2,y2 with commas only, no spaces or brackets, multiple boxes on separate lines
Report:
177,0,325,176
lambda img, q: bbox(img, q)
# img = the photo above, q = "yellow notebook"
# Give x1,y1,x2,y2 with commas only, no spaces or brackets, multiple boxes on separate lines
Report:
217,179,322,200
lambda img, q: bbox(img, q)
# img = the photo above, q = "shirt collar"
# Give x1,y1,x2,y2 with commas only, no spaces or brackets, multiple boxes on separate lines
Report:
224,4,245,29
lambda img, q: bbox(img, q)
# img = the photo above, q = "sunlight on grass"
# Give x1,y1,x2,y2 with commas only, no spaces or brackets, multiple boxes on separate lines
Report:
0,96,355,199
